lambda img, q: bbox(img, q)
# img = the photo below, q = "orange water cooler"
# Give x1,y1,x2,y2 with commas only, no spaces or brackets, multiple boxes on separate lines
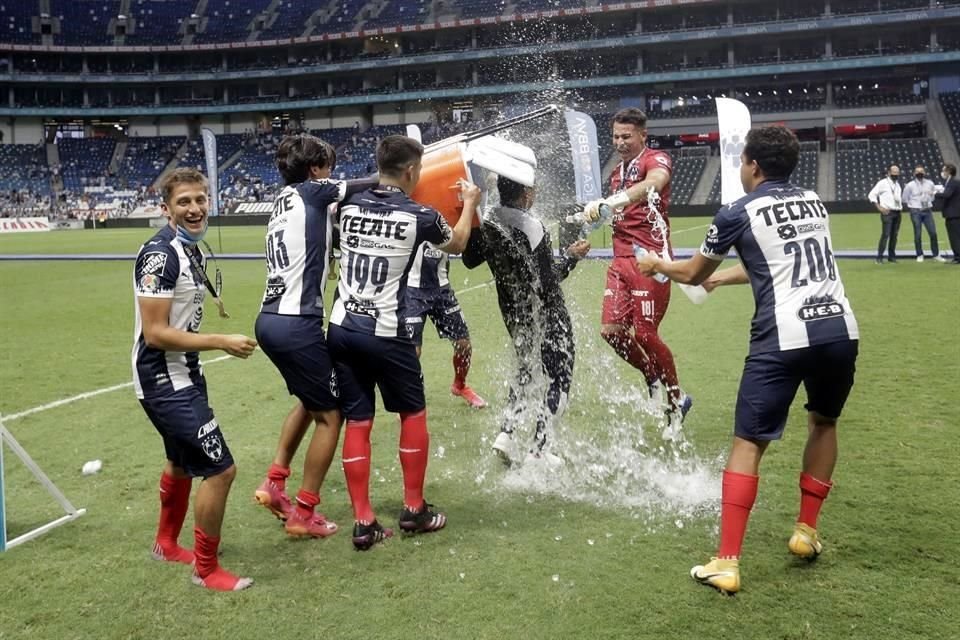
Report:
409,143,477,228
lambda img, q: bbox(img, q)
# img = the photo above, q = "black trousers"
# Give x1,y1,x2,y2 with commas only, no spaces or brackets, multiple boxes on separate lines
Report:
946,217,960,262
877,211,902,260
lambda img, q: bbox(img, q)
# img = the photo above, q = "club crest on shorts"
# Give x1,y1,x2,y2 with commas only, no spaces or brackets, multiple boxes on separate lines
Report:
201,435,224,462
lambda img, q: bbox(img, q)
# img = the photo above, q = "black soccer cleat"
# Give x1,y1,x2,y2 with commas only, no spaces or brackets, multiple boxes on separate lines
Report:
352,520,393,551
398,501,447,534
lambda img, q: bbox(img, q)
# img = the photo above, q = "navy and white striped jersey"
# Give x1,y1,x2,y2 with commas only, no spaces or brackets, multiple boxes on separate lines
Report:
131,225,206,399
700,179,859,355
330,185,454,338
407,242,450,290
259,179,347,317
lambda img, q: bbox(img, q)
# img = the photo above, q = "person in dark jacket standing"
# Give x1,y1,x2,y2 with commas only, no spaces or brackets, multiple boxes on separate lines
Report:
936,163,960,264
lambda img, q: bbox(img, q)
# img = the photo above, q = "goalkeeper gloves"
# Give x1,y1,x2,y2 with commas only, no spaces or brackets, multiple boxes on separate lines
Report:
566,191,631,226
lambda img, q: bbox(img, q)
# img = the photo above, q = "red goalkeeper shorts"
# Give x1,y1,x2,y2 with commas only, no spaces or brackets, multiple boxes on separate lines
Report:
601,256,672,329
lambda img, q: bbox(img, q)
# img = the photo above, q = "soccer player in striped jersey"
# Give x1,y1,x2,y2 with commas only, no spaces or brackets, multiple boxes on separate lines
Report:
637,126,859,595
328,135,479,550
405,241,486,409
252,134,372,538
132,168,257,591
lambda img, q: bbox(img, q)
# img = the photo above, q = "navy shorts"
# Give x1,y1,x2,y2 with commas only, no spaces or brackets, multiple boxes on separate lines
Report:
735,340,859,441
404,286,469,346
139,380,235,478
327,324,425,420
255,313,339,412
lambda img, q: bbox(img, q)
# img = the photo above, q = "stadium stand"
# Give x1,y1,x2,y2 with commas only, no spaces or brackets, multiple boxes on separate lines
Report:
671,154,708,206
940,91,960,149
52,0,117,46
835,138,944,201
178,133,247,173
0,1,37,44
707,144,820,203
193,0,270,44
126,0,195,45
0,143,51,196
58,137,117,192
116,136,183,190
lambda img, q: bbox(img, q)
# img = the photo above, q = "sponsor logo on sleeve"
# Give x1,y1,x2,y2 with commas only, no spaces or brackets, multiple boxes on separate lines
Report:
139,251,168,276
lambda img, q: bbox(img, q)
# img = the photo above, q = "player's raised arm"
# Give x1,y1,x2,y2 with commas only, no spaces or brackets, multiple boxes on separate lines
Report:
438,179,480,255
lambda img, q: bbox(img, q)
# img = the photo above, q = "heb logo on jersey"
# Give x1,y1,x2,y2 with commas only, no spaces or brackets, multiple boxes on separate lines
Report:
797,296,845,322
344,297,380,319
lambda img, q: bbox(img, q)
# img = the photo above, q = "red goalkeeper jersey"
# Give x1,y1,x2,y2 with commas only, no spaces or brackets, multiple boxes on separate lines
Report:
609,148,673,257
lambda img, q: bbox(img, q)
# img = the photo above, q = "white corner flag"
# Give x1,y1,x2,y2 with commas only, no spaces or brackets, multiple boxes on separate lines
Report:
715,98,752,205
200,128,219,217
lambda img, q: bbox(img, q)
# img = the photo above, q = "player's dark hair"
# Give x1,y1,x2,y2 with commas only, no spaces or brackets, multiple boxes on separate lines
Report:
944,163,957,176
376,135,424,177
160,167,207,205
275,134,335,185
613,107,648,129
743,125,799,181
497,175,528,207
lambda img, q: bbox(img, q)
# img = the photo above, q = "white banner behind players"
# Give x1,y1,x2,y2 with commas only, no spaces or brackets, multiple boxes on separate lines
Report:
0,217,50,233
715,97,752,206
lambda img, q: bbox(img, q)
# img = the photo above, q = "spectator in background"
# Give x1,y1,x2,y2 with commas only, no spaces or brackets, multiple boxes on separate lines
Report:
868,164,903,264
936,163,960,264
902,165,946,263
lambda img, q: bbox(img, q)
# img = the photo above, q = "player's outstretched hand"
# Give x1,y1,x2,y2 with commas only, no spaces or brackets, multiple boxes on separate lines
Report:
566,239,591,259
221,334,258,358
635,253,660,277
459,179,481,207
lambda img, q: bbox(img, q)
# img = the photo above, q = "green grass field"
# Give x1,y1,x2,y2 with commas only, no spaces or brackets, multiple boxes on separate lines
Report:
0,222,958,640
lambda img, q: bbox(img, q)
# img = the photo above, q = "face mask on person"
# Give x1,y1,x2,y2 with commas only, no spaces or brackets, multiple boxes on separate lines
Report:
175,221,208,245
889,174,900,183
915,173,925,180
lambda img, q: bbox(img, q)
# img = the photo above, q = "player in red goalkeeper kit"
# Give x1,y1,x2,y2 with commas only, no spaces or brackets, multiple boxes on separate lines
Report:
581,107,691,425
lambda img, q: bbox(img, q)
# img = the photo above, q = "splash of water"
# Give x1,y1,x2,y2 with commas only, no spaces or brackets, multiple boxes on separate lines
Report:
468,112,720,523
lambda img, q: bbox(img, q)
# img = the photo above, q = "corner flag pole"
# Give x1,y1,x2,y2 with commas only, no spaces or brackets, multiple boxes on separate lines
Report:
0,415,86,552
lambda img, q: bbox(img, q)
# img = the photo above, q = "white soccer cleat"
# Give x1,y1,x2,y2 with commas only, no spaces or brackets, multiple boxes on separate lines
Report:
917,255,924,263
934,255,948,263
492,431,519,465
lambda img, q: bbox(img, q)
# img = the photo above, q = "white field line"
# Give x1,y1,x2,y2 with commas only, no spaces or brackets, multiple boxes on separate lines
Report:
4,227,708,423
2,355,233,422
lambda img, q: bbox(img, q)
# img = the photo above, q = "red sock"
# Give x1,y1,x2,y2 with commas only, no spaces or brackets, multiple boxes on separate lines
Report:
294,489,320,520
798,472,832,529
602,330,657,385
399,410,429,511
193,526,220,578
342,419,375,523
635,327,680,404
717,469,759,559
156,472,192,549
266,463,290,490
452,345,471,389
